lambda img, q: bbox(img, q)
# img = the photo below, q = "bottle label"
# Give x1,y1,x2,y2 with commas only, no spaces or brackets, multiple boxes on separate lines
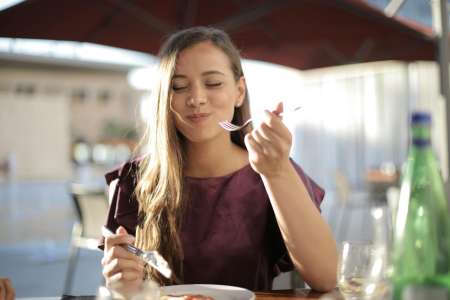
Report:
412,139,431,147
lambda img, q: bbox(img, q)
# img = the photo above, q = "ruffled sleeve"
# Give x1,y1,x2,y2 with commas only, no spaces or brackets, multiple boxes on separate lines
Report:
268,159,325,275
291,159,325,210
98,159,141,250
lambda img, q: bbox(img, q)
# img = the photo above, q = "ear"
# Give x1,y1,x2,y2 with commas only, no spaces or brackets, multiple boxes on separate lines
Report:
235,76,246,107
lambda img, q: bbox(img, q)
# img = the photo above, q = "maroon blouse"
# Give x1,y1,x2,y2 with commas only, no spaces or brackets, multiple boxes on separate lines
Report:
101,158,324,291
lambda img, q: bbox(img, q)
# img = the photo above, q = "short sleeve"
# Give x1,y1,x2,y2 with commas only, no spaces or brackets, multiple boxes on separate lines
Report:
290,159,325,210
268,159,325,275
98,159,140,250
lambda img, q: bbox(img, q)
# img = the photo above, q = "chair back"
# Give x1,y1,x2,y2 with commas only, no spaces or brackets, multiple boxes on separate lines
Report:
71,183,108,240
64,183,108,294
335,170,351,206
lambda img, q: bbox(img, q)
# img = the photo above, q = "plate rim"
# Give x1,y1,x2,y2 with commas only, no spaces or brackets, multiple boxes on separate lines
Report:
161,284,255,300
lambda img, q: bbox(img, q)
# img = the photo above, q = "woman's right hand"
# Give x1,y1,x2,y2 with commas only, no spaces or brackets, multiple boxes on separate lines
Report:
102,226,145,293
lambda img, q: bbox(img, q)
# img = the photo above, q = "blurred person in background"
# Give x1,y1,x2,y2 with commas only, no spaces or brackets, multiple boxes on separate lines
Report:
0,278,15,300
100,26,337,293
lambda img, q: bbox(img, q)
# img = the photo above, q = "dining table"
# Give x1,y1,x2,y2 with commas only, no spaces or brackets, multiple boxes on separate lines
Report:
18,289,343,300
255,289,342,300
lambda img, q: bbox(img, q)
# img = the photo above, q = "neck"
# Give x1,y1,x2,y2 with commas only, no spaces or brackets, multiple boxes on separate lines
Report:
184,135,248,177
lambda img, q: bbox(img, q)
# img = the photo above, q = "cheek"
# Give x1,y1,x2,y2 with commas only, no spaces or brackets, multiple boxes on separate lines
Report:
210,98,234,122
170,94,182,112
215,93,237,121
210,90,237,109
171,110,184,131
171,113,191,141
170,95,185,117
169,97,185,129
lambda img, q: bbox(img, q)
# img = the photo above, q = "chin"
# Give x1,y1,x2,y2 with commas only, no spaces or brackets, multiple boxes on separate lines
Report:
183,130,225,144
185,135,213,143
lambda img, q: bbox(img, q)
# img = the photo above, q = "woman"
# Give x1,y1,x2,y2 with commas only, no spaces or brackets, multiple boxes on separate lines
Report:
101,26,337,292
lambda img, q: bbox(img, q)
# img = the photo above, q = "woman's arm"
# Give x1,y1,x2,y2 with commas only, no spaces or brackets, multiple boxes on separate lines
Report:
261,163,337,291
244,102,337,292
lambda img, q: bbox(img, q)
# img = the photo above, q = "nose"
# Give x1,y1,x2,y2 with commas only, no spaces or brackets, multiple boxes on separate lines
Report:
186,84,207,107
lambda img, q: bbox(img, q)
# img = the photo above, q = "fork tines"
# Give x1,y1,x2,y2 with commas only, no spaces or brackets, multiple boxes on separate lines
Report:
219,121,240,131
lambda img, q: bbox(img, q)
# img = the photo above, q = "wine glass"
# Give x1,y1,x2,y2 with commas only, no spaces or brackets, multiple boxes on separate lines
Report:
337,206,392,299
97,280,160,300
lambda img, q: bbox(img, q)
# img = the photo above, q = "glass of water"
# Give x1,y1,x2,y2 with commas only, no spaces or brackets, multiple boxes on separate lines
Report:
337,207,392,299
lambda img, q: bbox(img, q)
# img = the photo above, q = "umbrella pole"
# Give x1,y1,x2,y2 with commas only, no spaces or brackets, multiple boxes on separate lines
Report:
431,0,450,203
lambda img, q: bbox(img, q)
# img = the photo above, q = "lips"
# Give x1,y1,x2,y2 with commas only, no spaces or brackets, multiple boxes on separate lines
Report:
186,113,211,123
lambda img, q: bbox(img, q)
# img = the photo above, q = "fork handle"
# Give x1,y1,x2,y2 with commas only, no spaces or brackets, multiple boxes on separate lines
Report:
123,243,144,257
102,226,144,257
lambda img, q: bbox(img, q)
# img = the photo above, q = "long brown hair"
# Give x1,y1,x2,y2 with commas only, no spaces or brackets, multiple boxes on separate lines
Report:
134,26,252,284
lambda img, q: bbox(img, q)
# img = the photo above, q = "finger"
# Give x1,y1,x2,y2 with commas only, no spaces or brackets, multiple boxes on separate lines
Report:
258,123,291,156
262,110,283,129
272,101,283,116
262,110,291,141
245,133,264,156
104,245,142,266
256,123,283,145
103,258,144,279
116,226,129,235
252,129,278,157
0,280,5,300
104,231,135,253
3,279,14,300
109,269,143,283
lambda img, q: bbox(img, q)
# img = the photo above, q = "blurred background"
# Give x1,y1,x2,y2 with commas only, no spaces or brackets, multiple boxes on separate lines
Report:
0,0,449,297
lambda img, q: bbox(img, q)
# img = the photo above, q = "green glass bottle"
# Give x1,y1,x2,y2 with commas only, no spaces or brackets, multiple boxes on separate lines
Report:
391,112,450,300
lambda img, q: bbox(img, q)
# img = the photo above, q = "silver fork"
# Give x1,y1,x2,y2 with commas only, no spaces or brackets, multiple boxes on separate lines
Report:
219,106,301,131
101,226,173,279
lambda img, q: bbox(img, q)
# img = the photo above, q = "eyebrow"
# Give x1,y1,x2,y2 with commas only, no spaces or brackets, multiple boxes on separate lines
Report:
172,70,226,79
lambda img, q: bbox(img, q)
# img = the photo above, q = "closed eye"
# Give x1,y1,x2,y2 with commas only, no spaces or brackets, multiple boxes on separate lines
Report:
206,82,222,88
172,85,187,92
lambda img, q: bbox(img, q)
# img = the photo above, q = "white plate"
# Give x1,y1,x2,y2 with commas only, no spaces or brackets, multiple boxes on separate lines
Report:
161,284,255,300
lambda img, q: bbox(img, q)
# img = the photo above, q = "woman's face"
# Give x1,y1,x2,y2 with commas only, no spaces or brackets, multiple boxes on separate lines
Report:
170,41,245,143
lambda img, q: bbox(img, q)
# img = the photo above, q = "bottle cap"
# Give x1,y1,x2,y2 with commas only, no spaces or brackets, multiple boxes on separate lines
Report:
411,112,431,124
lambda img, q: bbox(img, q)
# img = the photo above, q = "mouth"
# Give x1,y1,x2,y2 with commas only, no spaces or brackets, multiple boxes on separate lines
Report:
186,113,211,123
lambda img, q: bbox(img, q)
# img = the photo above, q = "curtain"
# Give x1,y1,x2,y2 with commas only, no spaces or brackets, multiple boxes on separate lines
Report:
245,60,444,229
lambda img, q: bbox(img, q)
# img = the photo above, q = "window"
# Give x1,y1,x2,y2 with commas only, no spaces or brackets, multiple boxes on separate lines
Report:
71,89,87,104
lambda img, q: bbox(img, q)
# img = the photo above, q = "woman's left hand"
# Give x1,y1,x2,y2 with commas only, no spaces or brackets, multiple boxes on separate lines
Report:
245,102,292,178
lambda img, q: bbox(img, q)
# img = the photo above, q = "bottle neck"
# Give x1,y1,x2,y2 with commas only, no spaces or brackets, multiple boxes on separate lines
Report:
411,124,431,147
